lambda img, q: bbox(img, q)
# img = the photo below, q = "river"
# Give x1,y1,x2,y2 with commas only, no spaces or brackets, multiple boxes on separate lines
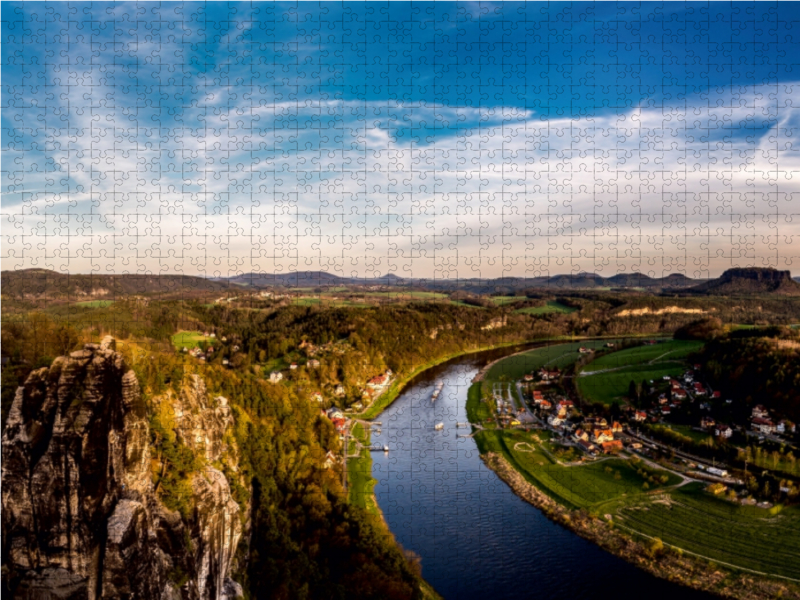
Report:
369,345,715,600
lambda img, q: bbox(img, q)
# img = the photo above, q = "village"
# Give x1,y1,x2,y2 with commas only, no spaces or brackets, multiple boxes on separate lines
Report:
480,341,800,507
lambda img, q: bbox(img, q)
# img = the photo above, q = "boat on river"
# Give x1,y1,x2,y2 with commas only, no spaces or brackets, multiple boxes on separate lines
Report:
434,422,444,431
431,381,445,401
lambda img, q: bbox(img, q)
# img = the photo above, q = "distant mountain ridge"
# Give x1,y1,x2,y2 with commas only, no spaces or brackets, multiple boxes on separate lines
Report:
10,268,797,296
1,268,228,299
687,268,800,295
222,269,702,292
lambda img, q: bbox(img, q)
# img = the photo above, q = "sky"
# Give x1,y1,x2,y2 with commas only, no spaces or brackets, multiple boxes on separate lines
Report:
2,1,800,280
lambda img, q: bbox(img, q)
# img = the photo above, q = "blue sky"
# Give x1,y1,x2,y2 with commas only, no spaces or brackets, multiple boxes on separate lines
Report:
3,2,800,278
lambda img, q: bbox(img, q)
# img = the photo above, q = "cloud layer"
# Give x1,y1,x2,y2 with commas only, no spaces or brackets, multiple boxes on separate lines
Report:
3,3,799,279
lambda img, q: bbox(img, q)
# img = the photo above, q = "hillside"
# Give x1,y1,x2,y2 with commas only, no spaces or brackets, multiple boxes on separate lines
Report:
687,268,800,296
1,269,228,300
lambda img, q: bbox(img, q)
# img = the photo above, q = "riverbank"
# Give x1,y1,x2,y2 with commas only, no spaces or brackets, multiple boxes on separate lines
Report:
353,333,651,420
482,452,800,599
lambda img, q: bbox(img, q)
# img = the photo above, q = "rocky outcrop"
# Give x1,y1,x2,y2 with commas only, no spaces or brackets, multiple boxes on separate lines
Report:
689,267,800,295
2,337,244,600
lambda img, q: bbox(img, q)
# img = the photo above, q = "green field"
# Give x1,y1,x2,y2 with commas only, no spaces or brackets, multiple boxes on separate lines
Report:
616,483,800,579
515,301,577,315
576,340,704,405
484,339,619,382
171,330,207,350
73,300,115,308
347,423,380,515
491,296,527,305
474,425,680,510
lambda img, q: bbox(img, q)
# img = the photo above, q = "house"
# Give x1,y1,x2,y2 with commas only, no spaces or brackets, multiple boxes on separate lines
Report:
601,440,623,454
311,392,324,403
330,417,347,433
592,429,614,444
556,400,574,416
539,399,552,409
307,359,321,368
290,363,298,370
269,371,283,383
672,388,687,400
779,420,796,434
573,429,589,442
327,407,344,420
605,342,616,348
660,407,671,415
751,418,776,434
547,414,565,427
182,347,188,353
578,347,593,354
701,416,716,430
711,391,721,399
577,439,597,455
715,424,733,438
596,418,608,428
367,372,391,389
693,382,707,396
611,421,623,433
633,410,647,422
532,391,544,403
222,359,229,366
335,385,346,397
523,374,534,382
209,333,216,338
324,451,337,469
539,368,560,381
352,402,363,411
752,405,769,419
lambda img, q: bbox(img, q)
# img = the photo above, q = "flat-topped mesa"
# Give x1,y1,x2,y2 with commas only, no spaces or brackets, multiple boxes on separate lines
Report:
1,337,243,600
688,267,800,295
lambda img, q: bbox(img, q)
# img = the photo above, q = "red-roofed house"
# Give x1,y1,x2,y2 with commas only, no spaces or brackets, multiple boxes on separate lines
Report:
601,440,623,454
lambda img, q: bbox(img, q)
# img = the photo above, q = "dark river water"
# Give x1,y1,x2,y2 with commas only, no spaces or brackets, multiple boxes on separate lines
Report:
370,346,714,600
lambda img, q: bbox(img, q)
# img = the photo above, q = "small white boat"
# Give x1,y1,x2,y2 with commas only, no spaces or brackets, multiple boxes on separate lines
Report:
434,422,444,431
383,445,389,452
431,381,445,401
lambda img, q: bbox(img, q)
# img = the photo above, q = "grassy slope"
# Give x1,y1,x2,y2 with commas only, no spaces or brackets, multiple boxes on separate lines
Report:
514,301,577,314
576,340,703,405
617,483,800,579
171,330,207,350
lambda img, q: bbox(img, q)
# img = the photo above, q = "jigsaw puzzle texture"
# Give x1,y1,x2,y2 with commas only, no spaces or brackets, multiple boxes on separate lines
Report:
3,4,800,599
3,2,799,280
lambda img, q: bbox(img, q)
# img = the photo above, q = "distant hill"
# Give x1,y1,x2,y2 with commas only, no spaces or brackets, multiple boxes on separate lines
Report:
687,268,800,295
1,269,228,300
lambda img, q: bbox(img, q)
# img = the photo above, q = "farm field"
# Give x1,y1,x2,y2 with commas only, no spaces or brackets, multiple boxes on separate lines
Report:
576,340,704,405
616,483,800,579
171,330,207,350
514,300,577,315
491,296,527,305
73,300,115,308
581,340,703,371
484,339,620,382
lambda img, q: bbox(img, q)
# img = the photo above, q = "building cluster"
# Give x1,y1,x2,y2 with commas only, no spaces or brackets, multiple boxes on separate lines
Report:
750,405,795,437
571,418,624,455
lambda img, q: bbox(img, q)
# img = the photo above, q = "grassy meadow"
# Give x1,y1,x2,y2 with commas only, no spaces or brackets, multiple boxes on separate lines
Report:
576,340,704,405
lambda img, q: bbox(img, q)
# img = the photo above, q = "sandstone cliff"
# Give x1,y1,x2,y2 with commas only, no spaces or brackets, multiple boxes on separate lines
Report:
1,337,244,600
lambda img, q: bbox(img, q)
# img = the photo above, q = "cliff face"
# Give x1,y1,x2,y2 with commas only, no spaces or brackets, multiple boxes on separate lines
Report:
1,337,244,600
689,267,800,295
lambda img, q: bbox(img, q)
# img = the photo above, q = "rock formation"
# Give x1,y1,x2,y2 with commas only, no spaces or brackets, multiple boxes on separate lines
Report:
688,267,800,295
1,337,243,600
